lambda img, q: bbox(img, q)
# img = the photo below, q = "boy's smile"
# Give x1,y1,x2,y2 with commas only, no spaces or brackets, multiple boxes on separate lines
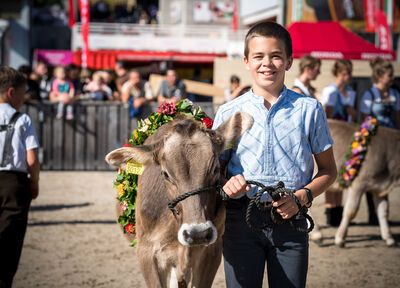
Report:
244,36,292,99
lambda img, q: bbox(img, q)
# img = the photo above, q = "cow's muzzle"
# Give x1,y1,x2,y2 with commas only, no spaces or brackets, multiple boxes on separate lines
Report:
178,221,217,246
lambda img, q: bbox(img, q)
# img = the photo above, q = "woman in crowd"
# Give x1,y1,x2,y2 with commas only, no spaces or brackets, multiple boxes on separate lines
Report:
292,55,321,99
321,59,357,226
360,58,400,129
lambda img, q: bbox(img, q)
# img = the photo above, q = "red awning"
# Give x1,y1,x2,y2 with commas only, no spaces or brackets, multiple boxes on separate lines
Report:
73,50,226,69
288,21,396,61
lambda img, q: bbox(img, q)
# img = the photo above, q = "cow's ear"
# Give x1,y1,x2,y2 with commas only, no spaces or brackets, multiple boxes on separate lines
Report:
105,143,160,169
215,111,253,151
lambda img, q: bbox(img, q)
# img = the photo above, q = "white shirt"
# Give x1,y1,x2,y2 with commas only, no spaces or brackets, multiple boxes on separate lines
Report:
293,78,313,97
321,84,356,108
0,103,39,172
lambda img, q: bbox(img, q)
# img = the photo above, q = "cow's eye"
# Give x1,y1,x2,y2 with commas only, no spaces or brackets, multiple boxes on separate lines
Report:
162,170,170,180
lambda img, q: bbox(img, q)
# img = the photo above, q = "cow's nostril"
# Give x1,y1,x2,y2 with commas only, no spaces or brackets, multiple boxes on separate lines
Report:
205,228,213,241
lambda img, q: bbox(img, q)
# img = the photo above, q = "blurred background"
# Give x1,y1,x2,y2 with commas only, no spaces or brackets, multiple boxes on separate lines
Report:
0,0,399,170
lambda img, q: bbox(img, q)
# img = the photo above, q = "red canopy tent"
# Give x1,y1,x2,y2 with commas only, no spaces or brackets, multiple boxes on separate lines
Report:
287,21,396,61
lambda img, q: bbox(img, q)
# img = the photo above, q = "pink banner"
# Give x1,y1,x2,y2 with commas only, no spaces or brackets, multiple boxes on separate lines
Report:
35,50,73,66
79,0,90,68
375,10,392,50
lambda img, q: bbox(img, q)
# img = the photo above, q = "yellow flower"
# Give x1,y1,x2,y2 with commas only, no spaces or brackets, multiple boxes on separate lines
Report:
351,141,359,149
117,184,125,197
133,130,139,139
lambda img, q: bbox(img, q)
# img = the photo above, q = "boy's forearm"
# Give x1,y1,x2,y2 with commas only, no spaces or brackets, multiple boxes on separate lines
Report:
295,148,337,206
27,149,40,182
295,168,337,207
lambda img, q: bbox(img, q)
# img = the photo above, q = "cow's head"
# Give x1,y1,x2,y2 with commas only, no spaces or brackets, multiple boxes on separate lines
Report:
106,112,253,246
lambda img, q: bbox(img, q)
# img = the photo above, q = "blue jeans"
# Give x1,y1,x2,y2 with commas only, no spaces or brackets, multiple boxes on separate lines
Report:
223,198,309,288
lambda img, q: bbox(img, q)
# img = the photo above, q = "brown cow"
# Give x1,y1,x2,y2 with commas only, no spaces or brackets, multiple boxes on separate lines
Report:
105,112,253,287
312,119,400,247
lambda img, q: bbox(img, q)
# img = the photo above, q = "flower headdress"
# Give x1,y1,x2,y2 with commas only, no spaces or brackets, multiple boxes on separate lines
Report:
113,99,213,246
338,116,378,188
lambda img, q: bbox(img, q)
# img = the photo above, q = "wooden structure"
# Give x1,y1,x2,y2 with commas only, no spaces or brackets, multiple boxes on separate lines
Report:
23,101,215,171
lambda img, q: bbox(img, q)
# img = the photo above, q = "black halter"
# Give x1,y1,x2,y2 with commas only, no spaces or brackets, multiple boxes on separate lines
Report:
167,180,314,233
167,184,227,215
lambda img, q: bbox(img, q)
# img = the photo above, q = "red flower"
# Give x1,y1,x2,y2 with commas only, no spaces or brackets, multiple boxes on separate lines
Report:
125,223,136,234
201,117,213,129
123,143,132,147
157,102,177,115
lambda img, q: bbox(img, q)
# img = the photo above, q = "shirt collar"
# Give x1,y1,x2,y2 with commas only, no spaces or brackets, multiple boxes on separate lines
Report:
249,86,288,108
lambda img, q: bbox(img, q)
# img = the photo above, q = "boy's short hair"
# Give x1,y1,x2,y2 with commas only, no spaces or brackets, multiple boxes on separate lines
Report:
0,66,27,94
244,21,292,58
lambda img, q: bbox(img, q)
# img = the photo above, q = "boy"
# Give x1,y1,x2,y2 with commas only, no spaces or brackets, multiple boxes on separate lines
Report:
213,22,337,287
0,66,40,287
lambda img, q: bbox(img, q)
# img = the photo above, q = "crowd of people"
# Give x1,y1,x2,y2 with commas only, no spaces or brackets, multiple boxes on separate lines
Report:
19,61,187,121
33,0,158,26
291,55,400,227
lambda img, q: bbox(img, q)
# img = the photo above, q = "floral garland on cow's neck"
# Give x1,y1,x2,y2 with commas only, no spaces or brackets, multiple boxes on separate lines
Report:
338,116,378,188
113,99,214,246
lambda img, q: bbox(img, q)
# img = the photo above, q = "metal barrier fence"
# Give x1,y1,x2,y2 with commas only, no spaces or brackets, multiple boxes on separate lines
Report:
22,101,215,171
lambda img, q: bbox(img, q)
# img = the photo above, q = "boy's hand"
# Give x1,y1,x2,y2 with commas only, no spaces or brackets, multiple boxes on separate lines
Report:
223,174,250,199
272,195,299,219
29,180,39,199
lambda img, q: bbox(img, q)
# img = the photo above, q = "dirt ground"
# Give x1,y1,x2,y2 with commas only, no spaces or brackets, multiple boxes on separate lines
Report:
13,171,400,288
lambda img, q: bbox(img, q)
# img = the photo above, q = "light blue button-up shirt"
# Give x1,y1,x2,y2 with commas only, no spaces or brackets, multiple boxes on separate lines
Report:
213,87,333,196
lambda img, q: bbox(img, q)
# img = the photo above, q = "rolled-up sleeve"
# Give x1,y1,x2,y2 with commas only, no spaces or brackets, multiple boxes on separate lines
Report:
23,115,39,150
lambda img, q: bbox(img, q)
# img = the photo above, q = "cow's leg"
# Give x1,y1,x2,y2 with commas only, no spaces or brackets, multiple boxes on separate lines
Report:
137,244,165,287
190,243,222,288
335,187,363,247
308,210,323,245
374,195,396,247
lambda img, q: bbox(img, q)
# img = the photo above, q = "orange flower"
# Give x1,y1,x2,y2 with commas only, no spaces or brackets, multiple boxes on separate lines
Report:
349,168,357,176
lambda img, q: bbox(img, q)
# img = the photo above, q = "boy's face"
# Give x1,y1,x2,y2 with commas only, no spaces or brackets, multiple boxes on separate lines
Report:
244,36,292,95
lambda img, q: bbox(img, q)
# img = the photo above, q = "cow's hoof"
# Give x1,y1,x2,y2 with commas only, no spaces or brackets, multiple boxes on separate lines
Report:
335,238,345,248
310,231,323,244
386,238,396,247
313,238,323,246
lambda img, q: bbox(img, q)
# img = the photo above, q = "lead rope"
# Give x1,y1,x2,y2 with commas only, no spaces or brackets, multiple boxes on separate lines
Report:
244,181,314,233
